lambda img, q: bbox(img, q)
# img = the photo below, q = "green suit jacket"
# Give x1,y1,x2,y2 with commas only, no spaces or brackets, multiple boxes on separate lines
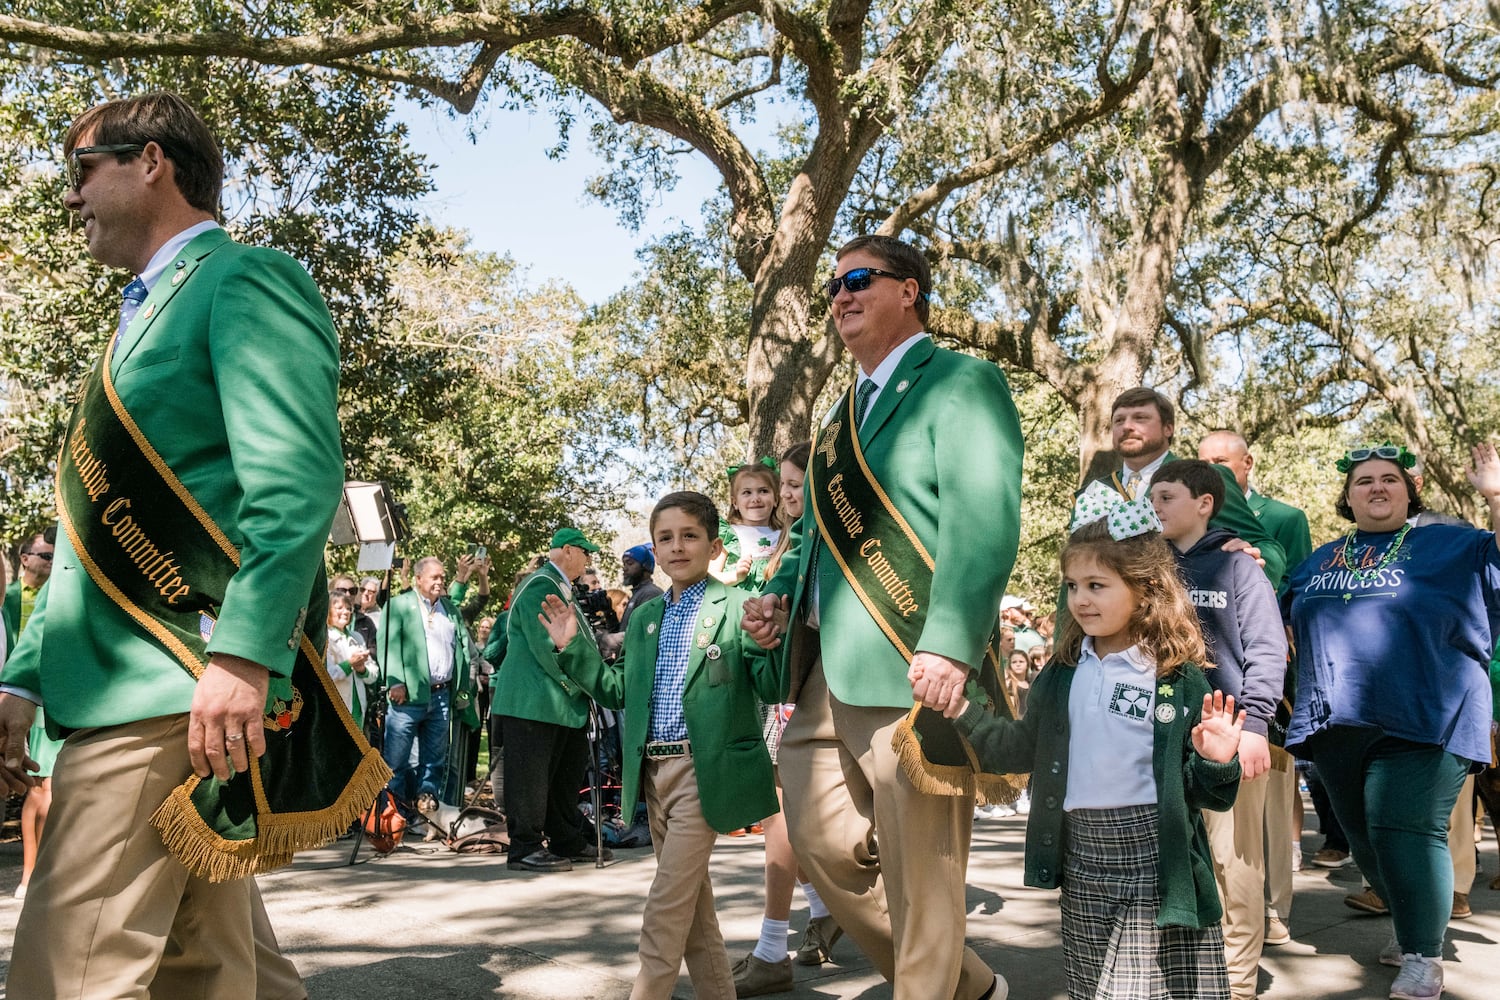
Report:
766,338,1024,708
1,228,343,730
2,581,18,648
495,562,593,727
379,588,478,727
1247,490,1312,590
559,578,785,832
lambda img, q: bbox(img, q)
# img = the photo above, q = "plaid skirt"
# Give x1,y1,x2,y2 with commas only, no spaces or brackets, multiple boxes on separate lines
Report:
761,702,793,765
1060,805,1230,1000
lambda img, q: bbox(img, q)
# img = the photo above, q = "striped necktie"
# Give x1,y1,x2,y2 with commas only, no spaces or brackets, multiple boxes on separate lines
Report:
855,378,877,425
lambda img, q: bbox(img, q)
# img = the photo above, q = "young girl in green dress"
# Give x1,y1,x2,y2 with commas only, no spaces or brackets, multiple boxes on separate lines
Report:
711,458,786,592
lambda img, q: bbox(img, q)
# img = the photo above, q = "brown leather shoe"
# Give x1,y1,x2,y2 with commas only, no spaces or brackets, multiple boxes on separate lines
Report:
795,914,844,966
1451,892,1472,919
1344,887,1389,915
732,953,793,997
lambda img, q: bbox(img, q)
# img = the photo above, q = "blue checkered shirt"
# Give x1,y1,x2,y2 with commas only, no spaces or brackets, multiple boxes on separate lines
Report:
649,579,706,742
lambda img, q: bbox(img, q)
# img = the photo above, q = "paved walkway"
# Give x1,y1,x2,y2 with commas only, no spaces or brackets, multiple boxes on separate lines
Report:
1,810,1496,998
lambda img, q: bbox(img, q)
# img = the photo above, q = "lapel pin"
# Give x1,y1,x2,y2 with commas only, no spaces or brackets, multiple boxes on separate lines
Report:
1154,703,1176,724
696,634,710,648
171,270,186,286
142,303,156,319
701,616,715,628
706,643,722,660
896,379,909,392
647,622,657,634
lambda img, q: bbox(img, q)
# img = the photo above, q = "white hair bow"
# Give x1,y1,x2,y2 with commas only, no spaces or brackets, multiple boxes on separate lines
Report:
1070,480,1164,540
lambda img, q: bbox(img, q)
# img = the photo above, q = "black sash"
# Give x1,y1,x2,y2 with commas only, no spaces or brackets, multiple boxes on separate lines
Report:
808,385,1025,801
56,335,390,881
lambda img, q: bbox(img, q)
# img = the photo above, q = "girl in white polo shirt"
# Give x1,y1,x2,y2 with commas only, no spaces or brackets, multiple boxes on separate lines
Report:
947,492,1245,1000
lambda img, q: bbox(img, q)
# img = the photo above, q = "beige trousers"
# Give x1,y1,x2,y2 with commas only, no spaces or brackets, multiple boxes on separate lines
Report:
1262,763,1296,921
1203,774,1269,1000
1449,774,1477,893
632,755,734,1000
8,714,304,1000
779,660,994,1000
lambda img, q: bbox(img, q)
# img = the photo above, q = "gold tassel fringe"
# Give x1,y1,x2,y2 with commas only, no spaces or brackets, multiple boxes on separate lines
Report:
891,708,1030,807
150,748,393,883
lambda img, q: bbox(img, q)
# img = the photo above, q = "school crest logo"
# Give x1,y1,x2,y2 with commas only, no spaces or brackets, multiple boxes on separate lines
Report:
1110,683,1152,721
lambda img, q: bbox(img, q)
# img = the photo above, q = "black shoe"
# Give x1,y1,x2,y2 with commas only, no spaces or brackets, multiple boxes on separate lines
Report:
507,849,573,872
567,843,614,863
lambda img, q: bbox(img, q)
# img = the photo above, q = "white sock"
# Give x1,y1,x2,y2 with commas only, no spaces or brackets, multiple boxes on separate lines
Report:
753,917,790,963
801,881,830,919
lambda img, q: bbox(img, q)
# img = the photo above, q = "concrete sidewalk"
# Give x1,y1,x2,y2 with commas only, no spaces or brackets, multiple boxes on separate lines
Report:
1,813,1496,999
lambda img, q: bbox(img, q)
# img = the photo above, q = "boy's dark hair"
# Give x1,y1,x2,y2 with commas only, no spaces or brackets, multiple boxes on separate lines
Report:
1153,459,1225,518
1110,387,1175,431
65,92,224,214
835,235,932,325
651,490,720,537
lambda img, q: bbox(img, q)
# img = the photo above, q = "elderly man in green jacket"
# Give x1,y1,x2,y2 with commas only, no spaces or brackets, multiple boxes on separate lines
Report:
496,528,610,873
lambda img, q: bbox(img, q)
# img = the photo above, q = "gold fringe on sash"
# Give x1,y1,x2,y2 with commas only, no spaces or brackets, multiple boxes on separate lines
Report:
150,748,391,882
891,704,1029,806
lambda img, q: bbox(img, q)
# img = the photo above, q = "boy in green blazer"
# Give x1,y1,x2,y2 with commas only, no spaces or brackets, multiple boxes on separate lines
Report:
539,491,787,1000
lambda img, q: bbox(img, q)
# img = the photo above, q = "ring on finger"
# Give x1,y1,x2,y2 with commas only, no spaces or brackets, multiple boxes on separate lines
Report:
225,733,245,743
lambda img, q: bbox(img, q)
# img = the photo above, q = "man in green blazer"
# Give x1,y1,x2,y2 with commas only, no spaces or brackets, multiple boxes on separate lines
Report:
1198,430,1313,586
379,556,477,808
1094,389,1288,589
746,236,1020,1000
495,527,606,872
0,93,340,1000
2,530,55,646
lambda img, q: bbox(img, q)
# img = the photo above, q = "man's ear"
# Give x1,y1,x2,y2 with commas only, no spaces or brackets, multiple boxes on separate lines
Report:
139,140,174,187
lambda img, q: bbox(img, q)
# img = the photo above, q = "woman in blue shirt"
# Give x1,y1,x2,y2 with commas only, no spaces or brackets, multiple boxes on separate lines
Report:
1285,442,1500,1000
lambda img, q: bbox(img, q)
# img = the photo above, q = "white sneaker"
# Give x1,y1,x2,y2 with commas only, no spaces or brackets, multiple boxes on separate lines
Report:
1290,841,1303,872
1389,954,1442,999
1378,934,1403,968
1014,793,1031,816
984,972,1009,1000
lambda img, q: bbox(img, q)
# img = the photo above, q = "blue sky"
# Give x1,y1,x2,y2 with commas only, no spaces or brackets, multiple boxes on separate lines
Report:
400,99,723,304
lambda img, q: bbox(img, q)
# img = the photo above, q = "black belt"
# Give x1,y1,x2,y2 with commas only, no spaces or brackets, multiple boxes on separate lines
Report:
430,681,449,691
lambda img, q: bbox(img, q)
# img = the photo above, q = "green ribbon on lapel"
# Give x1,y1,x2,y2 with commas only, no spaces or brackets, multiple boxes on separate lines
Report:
55,332,390,882
808,384,1026,804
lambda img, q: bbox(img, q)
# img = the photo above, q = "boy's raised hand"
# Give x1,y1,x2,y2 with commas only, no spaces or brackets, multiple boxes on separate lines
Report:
1192,690,1246,764
538,593,579,650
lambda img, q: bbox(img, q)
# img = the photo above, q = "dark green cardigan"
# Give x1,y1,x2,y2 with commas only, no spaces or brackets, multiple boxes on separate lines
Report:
954,657,1241,929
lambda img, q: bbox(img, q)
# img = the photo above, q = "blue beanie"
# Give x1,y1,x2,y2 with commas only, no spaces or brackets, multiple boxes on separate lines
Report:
623,543,655,573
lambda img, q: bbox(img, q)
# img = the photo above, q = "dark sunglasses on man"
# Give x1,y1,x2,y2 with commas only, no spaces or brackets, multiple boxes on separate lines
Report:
822,267,914,300
65,143,146,191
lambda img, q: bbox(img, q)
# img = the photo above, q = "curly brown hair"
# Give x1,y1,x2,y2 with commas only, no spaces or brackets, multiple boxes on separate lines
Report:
1053,520,1211,679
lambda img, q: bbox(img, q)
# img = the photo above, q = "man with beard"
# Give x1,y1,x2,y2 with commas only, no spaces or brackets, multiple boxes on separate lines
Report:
598,544,663,661
1088,388,1286,589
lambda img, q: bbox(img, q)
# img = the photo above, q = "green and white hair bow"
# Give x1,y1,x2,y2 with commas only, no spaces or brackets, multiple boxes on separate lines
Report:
1070,480,1163,540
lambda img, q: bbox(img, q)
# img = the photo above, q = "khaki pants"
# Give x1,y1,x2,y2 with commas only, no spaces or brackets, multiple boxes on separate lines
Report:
632,755,734,1000
1203,774,1269,1000
779,660,994,1000
1449,774,1477,893
8,714,303,1000
1262,764,1296,921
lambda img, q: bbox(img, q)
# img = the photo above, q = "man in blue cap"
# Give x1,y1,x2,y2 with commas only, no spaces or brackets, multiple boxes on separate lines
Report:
599,543,664,662
496,527,611,872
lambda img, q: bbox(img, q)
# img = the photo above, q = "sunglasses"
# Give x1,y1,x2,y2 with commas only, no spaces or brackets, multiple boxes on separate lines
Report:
822,267,913,300
25,551,54,561
66,143,146,191
1346,445,1402,463
333,586,357,595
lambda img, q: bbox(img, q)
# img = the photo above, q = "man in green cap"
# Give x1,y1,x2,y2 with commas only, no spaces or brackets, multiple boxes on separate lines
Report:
496,527,611,872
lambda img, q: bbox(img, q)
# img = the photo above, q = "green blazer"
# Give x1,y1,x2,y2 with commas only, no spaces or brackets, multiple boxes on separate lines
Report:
559,578,785,832
495,562,593,727
1247,490,1312,590
379,588,478,728
765,338,1024,707
954,659,1241,929
1,228,343,730
2,581,19,648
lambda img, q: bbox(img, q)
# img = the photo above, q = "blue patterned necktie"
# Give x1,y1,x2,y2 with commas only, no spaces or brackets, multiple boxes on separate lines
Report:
854,378,878,425
116,277,148,344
